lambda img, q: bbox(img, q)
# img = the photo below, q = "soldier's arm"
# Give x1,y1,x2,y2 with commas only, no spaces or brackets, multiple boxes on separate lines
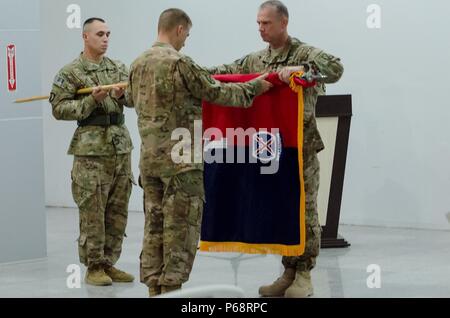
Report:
124,67,134,108
50,71,99,121
206,55,250,75
177,56,264,108
115,61,133,108
304,48,344,84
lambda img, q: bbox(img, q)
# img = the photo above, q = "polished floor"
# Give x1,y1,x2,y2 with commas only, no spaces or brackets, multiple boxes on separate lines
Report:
0,207,449,298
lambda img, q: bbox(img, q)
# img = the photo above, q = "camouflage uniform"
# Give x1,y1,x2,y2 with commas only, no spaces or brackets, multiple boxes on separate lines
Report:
209,37,344,272
127,42,265,289
50,54,135,268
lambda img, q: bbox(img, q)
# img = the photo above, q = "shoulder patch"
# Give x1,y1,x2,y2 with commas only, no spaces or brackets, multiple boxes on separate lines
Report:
319,52,335,61
53,75,66,88
181,55,195,65
182,56,206,73
180,56,216,85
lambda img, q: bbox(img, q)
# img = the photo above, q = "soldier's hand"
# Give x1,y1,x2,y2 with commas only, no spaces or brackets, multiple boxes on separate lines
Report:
255,73,273,96
110,86,125,100
92,87,108,103
279,66,305,84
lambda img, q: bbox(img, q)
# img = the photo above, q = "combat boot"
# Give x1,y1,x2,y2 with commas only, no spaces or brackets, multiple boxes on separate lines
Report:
149,286,161,297
284,271,314,298
104,266,135,283
161,284,182,294
258,268,296,297
85,267,113,286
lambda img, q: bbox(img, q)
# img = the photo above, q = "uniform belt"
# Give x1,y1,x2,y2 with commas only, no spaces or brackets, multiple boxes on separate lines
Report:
77,113,125,127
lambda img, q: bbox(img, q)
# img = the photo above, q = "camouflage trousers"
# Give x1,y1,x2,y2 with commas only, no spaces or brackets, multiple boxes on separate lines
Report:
140,170,204,288
282,151,321,272
71,154,133,268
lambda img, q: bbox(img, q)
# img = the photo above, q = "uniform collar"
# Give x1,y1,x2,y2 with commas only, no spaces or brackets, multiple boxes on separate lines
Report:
262,36,294,64
152,41,177,51
79,53,107,71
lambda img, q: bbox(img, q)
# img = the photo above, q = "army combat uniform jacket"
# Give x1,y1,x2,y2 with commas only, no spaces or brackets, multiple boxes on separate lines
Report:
50,54,133,156
127,42,265,178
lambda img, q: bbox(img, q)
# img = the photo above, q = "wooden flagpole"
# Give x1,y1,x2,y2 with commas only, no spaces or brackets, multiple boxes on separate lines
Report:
13,82,128,104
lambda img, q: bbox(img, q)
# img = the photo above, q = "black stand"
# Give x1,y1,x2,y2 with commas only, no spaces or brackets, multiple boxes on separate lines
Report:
316,95,352,248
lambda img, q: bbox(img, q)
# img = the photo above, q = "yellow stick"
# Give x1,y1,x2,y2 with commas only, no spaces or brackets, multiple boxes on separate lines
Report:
14,95,51,103
14,82,128,104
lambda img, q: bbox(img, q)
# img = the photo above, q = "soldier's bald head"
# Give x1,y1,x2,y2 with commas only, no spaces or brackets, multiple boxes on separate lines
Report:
158,8,192,33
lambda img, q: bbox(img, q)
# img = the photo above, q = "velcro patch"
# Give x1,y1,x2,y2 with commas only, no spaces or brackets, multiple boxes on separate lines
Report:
53,75,65,88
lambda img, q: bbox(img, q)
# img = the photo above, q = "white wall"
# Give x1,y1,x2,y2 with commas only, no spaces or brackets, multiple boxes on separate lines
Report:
0,0,47,263
40,0,450,230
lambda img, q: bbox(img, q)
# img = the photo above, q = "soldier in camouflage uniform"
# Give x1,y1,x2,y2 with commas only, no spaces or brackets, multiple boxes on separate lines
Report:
50,18,135,286
208,1,344,298
126,8,272,297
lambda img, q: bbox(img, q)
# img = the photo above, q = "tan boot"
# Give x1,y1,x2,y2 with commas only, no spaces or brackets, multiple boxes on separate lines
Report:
284,271,314,298
258,268,296,297
149,286,161,297
104,266,135,283
85,267,113,286
161,285,181,294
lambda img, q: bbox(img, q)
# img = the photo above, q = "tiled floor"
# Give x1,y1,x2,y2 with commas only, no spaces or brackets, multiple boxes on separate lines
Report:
0,207,449,298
